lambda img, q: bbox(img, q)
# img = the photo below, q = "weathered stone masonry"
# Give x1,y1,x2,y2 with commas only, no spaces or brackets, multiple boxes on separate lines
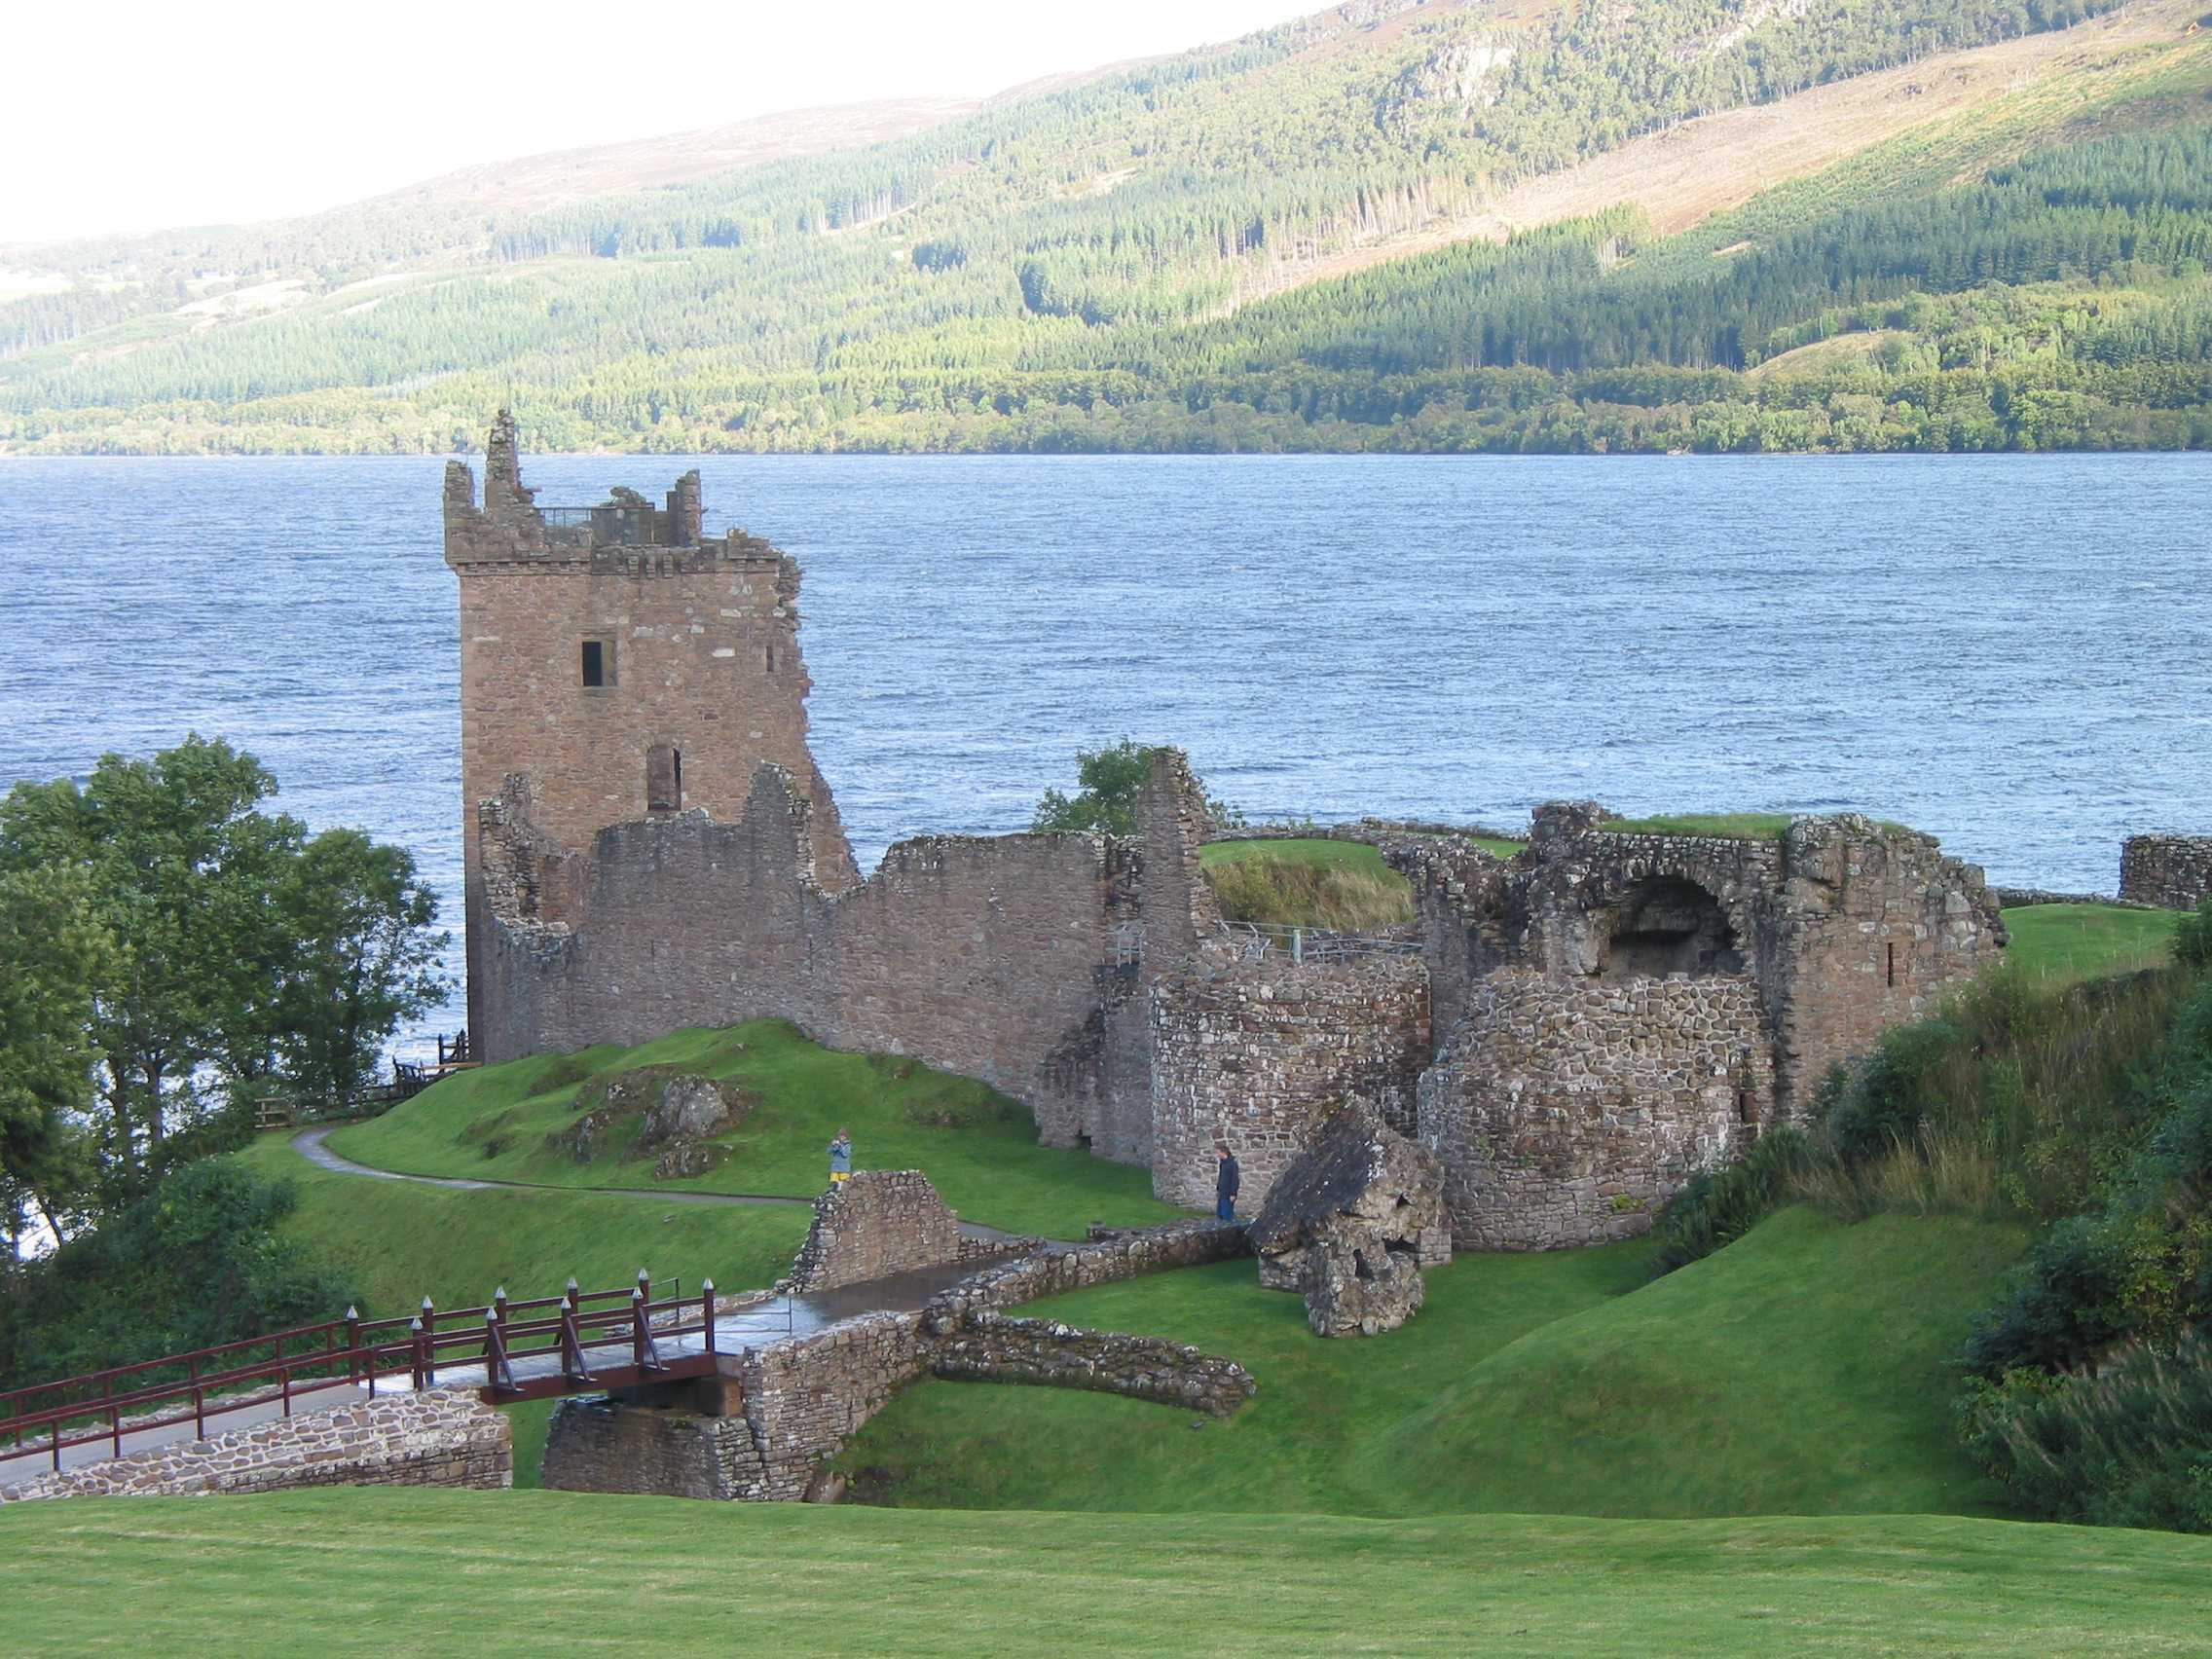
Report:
0,1389,510,1502
454,435,2008,1251
2121,834,2212,910
541,1215,1258,1501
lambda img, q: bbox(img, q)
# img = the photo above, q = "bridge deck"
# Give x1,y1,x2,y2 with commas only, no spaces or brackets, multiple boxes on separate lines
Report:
1,1255,999,1485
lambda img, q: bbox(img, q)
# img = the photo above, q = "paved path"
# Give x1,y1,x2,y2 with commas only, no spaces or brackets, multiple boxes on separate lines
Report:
291,1127,810,1205
289,1127,1052,1246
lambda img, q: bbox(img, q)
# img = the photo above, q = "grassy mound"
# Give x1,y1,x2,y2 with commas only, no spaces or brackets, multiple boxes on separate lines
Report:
235,1134,811,1318
6,1489,2206,1657
327,1020,1180,1238
2000,903,2175,985
838,1205,2019,1519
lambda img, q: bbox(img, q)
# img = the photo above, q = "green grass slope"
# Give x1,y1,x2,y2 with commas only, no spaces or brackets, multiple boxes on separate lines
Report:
839,1205,2019,1519
1358,1206,2018,1518
237,1132,810,1316
2001,903,2176,985
7,1490,2208,1658
328,1019,1180,1238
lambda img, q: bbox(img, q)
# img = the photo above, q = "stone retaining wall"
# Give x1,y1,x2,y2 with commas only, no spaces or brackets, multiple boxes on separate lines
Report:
0,1389,510,1502
921,1217,1251,1334
782,1170,962,1294
2120,835,2212,910
925,1312,1255,1416
546,1216,1261,1500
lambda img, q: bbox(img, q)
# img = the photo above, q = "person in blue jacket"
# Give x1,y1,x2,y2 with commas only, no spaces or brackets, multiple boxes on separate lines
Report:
829,1129,853,1185
1215,1144,1240,1221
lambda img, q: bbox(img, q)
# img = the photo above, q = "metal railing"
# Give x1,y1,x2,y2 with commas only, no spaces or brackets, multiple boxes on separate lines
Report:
1216,920,1423,965
0,1271,742,1478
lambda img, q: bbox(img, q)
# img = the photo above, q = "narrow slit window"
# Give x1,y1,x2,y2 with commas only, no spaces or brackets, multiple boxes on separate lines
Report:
646,745,682,813
1886,941,1898,987
763,643,778,675
581,640,608,688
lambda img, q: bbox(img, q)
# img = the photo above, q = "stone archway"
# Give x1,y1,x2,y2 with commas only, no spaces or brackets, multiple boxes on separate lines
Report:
1593,874,1744,981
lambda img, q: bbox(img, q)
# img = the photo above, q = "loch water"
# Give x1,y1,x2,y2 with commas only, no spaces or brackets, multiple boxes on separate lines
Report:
3,451,2207,1043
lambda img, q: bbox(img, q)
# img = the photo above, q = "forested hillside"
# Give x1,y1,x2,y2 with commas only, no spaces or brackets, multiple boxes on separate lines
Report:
7,0,2208,455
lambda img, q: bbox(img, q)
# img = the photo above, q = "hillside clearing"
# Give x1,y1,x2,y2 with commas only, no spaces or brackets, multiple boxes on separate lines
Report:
1266,0,2209,300
2000,903,2176,985
235,1133,811,1317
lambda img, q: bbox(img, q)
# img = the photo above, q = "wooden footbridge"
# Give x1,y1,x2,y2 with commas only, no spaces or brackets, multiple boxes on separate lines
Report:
0,1273,793,1482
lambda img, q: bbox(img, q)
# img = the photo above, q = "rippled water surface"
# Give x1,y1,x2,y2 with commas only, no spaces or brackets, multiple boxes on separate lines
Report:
4,451,2207,1040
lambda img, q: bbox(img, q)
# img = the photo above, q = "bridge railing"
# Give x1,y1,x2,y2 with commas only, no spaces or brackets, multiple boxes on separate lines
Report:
0,1272,726,1478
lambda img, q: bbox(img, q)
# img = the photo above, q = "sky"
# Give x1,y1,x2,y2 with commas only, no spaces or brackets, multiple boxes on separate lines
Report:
3,0,1311,247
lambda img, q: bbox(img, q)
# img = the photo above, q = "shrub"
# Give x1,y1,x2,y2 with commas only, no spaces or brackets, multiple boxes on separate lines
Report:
1958,1336,2212,1532
1206,856,1413,930
0,1157,356,1387
2176,897,2212,971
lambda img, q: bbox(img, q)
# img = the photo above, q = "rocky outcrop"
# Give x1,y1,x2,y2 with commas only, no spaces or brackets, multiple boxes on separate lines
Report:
640,1075,751,1145
1247,1098,1449,1337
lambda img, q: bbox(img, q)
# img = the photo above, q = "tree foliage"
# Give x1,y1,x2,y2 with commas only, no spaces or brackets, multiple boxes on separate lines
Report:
0,736,446,1231
1033,741,1159,836
10,0,2198,456
0,1157,356,1388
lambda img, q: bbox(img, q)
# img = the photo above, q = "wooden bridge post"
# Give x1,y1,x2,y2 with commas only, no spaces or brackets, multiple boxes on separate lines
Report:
409,1317,428,1390
701,1278,716,1354
344,1307,361,1383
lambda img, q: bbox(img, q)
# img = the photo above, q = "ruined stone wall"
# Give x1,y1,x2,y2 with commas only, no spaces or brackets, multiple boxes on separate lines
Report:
472,750,1218,1192
783,1171,963,1294
446,425,853,1035
925,1312,1255,1416
543,1310,926,1502
0,1390,510,1502
922,1217,1253,1332
2120,835,2212,909
1757,816,2004,1111
1419,969,1776,1250
1147,954,1431,1210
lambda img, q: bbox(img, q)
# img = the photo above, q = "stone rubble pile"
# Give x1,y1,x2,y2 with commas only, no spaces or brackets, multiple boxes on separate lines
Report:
1248,1097,1449,1337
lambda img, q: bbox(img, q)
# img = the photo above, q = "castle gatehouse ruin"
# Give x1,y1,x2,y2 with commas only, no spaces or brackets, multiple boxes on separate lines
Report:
448,425,2008,1249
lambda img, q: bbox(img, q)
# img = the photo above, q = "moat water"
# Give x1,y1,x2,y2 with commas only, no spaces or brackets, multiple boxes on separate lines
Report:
4,451,2207,1048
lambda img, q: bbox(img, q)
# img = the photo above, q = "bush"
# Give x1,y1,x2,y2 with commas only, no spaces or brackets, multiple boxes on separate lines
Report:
1962,1084,2212,1380
2176,897,2212,971
0,1157,356,1388
1958,1336,2212,1532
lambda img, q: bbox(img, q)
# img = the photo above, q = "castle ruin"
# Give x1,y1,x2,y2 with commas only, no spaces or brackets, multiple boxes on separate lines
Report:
448,430,2008,1250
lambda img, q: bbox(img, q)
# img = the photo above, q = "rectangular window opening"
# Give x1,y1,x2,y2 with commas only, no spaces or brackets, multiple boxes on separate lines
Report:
581,639,608,688
647,744,682,813
1885,941,1898,988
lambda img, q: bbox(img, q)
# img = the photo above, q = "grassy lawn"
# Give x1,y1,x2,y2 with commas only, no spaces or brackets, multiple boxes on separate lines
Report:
1604,812,1798,839
326,1020,1182,1238
1201,834,1523,872
2001,903,2175,985
5,1489,2208,1658
839,1205,2019,1520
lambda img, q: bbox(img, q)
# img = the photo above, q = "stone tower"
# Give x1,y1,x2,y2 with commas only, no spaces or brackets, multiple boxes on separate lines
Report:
445,415,857,1037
